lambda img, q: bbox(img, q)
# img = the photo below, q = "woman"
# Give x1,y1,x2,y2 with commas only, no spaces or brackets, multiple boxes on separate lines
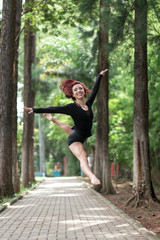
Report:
24,69,108,185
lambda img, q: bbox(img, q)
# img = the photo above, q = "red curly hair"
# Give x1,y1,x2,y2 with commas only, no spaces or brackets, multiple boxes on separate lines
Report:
59,79,91,101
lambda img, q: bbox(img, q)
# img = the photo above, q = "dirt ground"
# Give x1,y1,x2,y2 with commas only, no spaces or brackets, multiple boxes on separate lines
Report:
103,179,160,238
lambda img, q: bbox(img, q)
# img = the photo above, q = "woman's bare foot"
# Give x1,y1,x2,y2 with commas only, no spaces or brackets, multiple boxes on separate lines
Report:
43,113,56,122
91,175,101,185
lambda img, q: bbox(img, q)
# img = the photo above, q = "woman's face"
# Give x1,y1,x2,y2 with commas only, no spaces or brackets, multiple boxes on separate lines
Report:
72,84,86,100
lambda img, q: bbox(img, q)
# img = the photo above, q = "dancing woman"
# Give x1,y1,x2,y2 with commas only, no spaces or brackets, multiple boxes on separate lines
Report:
24,69,108,185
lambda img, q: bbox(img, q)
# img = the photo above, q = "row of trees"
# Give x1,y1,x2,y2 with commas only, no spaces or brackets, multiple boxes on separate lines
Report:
0,0,160,207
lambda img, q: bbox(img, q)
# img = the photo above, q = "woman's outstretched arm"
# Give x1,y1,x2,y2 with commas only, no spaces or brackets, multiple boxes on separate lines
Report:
24,103,75,117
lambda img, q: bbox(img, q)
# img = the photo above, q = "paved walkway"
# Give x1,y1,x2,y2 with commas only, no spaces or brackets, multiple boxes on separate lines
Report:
0,177,158,240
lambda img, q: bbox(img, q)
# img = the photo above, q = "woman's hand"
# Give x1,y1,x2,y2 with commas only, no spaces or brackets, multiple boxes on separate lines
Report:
100,69,108,76
43,113,53,121
24,106,33,114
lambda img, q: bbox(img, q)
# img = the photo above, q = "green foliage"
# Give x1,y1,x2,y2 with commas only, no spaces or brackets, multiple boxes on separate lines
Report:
22,0,46,32
105,32,134,176
147,0,160,182
148,66,160,171
46,157,54,176
22,0,80,33
73,0,99,21
36,27,97,83
67,151,80,176
107,0,134,53
40,0,79,30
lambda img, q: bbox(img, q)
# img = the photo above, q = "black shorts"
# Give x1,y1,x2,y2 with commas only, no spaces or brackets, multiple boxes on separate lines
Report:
68,129,87,146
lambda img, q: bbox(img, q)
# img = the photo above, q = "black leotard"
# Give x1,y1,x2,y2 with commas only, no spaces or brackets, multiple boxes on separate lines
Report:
33,74,103,146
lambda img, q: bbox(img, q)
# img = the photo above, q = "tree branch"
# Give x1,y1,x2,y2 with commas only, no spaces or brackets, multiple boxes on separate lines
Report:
15,26,25,42
21,0,48,17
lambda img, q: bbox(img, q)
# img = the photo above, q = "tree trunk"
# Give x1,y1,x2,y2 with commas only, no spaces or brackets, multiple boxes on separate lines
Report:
21,2,36,186
21,33,36,186
63,156,68,176
94,0,114,194
0,0,17,197
29,32,36,183
21,28,32,187
132,0,158,206
12,0,22,194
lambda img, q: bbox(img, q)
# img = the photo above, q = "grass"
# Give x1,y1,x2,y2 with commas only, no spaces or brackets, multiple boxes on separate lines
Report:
0,178,44,206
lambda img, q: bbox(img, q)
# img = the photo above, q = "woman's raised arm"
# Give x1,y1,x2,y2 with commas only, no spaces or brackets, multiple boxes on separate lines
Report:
86,69,108,106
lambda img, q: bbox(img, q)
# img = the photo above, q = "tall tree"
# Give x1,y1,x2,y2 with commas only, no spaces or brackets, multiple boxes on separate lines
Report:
28,32,36,183
12,0,22,194
21,0,36,187
0,0,22,197
131,0,158,206
94,0,114,194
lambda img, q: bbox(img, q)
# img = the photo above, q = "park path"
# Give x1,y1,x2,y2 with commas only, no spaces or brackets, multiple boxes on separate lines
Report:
0,177,157,240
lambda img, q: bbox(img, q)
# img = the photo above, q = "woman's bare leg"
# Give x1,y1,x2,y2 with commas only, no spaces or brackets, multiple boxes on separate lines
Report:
69,142,101,185
43,113,72,134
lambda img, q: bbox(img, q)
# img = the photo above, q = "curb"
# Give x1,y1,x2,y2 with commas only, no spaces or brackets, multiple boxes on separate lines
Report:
0,179,45,214
83,180,160,240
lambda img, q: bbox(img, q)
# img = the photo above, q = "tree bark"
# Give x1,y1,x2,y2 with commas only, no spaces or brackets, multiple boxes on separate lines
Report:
63,156,68,176
94,0,114,194
21,28,32,187
21,2,36,186
132,0,158,206
12,0,22,194
0,0,18,197
29,32,36,183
